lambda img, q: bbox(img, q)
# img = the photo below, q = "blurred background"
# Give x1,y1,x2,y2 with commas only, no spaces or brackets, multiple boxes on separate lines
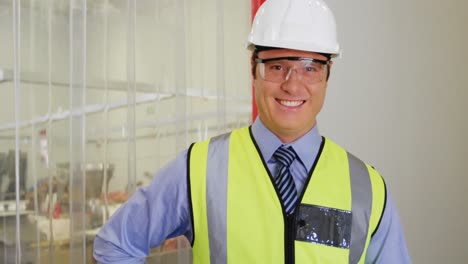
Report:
0,0,466,263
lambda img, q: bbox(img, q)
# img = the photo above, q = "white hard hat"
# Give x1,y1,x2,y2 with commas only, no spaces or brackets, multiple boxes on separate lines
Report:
247,0,341,57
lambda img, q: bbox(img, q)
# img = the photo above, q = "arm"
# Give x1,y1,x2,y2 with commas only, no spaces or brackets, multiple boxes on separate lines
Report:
365,193,412,263
93,150,192,263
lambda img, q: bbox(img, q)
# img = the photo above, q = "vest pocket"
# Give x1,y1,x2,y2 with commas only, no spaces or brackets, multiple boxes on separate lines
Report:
295,204,352,249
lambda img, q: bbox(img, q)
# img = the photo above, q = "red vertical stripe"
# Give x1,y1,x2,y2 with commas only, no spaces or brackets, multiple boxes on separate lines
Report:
251,0,265,121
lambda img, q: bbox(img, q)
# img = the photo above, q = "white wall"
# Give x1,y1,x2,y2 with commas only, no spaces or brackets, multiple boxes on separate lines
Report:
321,1,468,263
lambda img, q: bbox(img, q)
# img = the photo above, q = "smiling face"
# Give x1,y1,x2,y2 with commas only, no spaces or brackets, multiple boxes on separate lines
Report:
253,48,331,143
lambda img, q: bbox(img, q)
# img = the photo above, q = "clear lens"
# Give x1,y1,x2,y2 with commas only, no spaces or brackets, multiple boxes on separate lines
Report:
258,58,327,84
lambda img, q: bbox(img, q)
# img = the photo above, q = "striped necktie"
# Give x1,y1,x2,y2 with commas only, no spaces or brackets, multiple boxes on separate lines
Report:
273,146,298,215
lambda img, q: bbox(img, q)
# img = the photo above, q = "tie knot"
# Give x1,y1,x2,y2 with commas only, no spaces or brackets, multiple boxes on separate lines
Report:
273,146,297,167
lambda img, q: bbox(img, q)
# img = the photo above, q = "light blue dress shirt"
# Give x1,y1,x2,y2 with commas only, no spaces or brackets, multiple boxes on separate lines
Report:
94,119,411,263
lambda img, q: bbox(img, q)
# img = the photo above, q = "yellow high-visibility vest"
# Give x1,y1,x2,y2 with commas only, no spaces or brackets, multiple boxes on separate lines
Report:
189,127,386,264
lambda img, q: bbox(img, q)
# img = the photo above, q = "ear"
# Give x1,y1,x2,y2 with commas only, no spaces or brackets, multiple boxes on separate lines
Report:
325,60,333,81
251,53,257,79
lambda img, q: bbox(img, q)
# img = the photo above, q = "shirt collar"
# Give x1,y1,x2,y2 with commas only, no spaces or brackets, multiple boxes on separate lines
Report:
251,117,322,170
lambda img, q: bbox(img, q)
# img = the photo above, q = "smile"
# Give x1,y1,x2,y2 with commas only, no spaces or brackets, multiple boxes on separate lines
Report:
277,99,305,107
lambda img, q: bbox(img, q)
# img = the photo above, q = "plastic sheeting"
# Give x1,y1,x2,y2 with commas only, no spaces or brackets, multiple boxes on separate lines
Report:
0,0,250,263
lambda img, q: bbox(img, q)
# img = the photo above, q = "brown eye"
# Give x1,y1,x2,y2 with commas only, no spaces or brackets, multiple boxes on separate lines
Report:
303,63,322,73
269,64,284,71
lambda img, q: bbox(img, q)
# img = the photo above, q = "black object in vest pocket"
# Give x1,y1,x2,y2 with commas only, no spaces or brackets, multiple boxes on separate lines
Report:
295,204,352,249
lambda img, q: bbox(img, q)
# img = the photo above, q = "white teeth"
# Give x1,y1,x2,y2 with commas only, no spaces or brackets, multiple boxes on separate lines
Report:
279,100,303,107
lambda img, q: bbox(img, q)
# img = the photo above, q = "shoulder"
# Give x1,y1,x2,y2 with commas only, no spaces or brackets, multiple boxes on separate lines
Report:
323,137,387,232
189,127,250,152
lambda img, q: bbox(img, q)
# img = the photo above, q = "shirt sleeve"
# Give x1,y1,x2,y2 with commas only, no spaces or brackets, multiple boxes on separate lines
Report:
365,193,412,263
93,150,192,263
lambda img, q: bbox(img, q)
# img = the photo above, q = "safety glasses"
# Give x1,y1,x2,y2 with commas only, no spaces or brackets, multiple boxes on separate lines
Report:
255,56,329,84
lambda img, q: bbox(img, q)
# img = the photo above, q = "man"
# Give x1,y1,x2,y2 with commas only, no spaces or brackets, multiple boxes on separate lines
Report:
94,0,411,263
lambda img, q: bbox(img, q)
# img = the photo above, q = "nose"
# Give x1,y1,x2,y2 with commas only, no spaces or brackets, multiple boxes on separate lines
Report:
285,68,301,82
281,69,303,93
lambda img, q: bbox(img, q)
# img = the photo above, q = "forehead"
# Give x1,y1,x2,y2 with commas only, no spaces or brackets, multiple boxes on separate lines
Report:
257,48,328,61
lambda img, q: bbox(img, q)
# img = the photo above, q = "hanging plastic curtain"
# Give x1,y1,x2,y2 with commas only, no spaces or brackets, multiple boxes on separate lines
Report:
0,0,250,263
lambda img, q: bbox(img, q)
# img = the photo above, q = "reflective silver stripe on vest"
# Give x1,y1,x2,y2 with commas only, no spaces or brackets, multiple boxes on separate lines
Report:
347,152,372,264
206,133,231,264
